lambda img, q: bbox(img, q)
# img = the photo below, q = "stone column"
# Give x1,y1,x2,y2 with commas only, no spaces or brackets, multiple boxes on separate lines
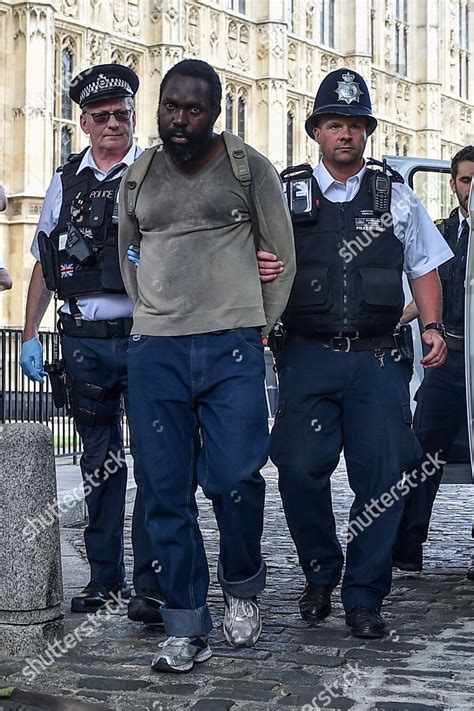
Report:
0,423,63,655
412,0,441,157
254,0,287,168
146,0,185,145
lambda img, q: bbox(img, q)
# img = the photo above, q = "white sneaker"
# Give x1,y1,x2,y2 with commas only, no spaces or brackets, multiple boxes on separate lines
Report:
223,593,262,647
151,636,212,673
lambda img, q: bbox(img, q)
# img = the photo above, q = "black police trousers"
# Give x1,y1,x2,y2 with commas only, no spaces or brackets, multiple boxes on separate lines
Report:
270,341,422,611
395,349,466,555
62,334,159,591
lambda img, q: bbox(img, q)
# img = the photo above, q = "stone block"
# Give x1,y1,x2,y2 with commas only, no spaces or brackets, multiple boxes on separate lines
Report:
0,423,63,655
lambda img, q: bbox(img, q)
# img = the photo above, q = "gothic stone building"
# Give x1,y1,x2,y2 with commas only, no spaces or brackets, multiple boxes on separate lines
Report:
0,0,472,327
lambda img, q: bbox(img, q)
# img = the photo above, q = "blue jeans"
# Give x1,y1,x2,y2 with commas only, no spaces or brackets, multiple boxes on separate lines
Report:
127,328,269,637
271,341,422,611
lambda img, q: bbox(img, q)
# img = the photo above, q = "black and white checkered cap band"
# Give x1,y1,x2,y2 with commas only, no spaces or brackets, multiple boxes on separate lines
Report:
79,74,132,105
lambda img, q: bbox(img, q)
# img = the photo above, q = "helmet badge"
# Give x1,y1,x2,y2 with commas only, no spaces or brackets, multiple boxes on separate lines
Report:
335,71,362,105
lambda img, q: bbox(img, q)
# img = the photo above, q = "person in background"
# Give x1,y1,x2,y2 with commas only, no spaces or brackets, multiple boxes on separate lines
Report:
0,184,6,211
0,185,12,290
394,146,474,574
0,258,12,291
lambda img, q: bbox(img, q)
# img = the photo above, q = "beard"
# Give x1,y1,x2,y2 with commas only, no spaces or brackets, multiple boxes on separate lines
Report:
455,188,468,213
159,120,214,164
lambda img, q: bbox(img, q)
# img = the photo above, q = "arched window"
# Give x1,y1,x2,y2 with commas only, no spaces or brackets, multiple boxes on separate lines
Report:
319,0,335,48
226,94,233,132
287,112,294,166
61,48,73,120
54,37,76,166
61,126,72,165
227,0,246,13
238,97,245,140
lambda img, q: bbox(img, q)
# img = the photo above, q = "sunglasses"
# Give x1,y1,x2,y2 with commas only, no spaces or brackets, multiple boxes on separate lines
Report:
86,109,133,124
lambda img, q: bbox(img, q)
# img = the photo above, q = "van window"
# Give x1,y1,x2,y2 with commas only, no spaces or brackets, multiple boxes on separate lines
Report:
410,169,457,221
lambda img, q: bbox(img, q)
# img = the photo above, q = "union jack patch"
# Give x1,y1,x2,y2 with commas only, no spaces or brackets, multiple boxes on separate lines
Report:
60,263,74,278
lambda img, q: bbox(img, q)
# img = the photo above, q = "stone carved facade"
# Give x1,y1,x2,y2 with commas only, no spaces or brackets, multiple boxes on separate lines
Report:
0,0,472,327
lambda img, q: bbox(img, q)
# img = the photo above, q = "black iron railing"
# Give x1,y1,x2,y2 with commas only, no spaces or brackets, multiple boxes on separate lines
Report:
1,328,276,458
0,328,130,458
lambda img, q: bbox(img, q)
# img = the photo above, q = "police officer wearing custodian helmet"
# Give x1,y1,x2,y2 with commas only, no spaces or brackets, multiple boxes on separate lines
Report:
19,64,163,622
265,68,452,638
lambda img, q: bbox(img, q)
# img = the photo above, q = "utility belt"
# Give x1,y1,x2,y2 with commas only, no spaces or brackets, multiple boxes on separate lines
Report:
46,318,125,426
58,313,133,339
286,331,396,352
269,323,413,358
445,333,464,352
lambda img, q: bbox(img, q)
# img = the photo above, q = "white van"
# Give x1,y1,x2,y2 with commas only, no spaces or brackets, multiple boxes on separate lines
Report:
385,155,471,485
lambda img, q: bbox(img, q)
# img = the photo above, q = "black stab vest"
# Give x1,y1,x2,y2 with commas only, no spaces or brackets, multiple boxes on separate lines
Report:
437,210,466,337
282,169,405,335
50,149,125,299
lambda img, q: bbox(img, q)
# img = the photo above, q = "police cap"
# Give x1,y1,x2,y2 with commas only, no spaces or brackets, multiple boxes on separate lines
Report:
69,63,139,108
305,67,377,139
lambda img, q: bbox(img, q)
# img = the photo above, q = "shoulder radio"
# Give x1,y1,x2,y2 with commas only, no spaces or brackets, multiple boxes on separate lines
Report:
281,164,318,223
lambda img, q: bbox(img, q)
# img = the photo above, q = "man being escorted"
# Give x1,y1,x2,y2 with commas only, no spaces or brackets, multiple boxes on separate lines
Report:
0,184,6,211
119,59,295,672
266,68,451,638
0,185,12,291
0,258,12,291
394,146,474,574
19,64,163,622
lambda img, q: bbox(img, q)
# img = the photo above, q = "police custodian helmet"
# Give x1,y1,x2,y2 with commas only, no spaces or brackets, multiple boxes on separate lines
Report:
305,67,377,139
69,63,139,108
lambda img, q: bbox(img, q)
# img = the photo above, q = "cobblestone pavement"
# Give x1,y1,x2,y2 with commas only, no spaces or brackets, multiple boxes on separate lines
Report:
1,459,474,711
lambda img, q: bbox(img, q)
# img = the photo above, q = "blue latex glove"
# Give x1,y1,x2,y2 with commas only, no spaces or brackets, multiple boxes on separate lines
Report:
20,337,45,383
127,245,140,267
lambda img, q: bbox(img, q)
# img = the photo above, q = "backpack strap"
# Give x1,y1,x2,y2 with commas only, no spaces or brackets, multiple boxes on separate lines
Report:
222,131,261,249
124,145,159,221
125,137,262,250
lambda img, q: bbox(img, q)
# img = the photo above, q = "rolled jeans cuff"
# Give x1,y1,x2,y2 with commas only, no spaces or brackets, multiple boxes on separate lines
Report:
160,603,213,637
218,559,266,598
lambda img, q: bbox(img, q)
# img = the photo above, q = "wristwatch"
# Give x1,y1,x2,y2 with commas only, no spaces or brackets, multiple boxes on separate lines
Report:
423,322,446,337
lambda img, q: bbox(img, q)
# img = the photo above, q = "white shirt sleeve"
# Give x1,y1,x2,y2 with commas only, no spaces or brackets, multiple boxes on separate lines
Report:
391,182,454,279
0,258,5,269
30,172,63,261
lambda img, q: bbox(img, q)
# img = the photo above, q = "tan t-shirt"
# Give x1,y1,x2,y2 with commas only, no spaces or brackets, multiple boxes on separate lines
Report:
119,139,295,337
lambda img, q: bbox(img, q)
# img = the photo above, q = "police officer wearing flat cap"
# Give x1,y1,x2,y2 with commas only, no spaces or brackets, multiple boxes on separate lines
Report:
20,63,164,622
262,67,452,638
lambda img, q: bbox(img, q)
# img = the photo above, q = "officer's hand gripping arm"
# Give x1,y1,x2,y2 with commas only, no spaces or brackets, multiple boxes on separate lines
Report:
257,250,284,282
